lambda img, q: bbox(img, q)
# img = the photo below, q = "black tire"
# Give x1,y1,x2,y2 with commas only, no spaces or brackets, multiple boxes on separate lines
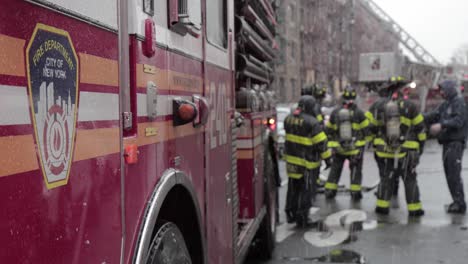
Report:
146,221,192,264
251,146,277,260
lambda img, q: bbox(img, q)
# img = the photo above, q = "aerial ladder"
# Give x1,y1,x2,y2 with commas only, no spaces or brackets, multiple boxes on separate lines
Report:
359,0,442,67
358,0,444,111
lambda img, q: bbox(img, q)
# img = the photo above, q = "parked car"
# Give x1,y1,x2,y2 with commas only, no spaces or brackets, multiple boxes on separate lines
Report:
275,104,294,158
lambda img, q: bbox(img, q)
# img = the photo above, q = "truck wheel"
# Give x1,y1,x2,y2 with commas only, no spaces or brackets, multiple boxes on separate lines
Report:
146,221,192,264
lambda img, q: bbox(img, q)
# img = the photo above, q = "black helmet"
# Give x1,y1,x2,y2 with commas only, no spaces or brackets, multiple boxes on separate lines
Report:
378,76,410,97
301,84,314,96
342,85,357,100
385,76,410,90
313,84,327,99
297,95,317,116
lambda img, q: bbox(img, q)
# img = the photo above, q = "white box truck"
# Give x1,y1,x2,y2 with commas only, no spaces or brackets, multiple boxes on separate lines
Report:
359,52,405,83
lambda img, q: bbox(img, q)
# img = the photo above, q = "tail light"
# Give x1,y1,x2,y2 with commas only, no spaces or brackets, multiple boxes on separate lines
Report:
267,117,276,131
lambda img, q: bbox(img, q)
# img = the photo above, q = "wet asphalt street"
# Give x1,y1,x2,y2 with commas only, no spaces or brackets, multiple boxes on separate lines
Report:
246,140,468,264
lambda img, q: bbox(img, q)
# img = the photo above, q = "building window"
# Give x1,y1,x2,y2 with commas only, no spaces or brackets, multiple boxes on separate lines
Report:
206,0,227,48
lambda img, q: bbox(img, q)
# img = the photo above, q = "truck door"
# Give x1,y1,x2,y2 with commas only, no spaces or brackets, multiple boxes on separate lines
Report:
0,0,123,263
204,0,235,262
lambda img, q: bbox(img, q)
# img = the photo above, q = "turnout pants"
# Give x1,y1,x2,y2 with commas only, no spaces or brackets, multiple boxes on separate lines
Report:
375,151,422,212
285,169,319,219
326,153,363,193
443,141,466,206
375,153,399,196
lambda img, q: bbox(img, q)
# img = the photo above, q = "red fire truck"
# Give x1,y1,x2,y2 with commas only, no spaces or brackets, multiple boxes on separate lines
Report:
0,0,279,263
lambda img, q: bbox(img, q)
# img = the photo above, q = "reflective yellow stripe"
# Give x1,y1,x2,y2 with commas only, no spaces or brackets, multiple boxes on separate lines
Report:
285,155,321,169
325,182,338,190
412,114,424,126
402,140,419,149
321,149,332,159
355,140,366,147
400,116,411,127
360,119,369,129
365,111,378,125
418,132,427,141
326,122,337,130
311,132,327,144
352,123,361,130
365,135,374,142
374,138,386,145
376,151,406,158
376,199,390,208
288,173,303,179
407,202,422,211
339,149,360,156
328,141,340,148
317,114,324,122
286,134,313,146
285,155,305,166
350,184,362,191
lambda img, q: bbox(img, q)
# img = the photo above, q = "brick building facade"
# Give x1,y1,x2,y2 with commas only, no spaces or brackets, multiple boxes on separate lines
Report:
273,0,399,103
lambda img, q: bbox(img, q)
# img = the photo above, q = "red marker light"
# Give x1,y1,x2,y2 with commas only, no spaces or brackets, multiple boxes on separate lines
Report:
124,144,139,164
178,103,196,121
143,18,156,57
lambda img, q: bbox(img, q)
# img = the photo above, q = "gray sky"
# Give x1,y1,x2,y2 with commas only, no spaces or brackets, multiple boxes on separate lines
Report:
373,0,468,64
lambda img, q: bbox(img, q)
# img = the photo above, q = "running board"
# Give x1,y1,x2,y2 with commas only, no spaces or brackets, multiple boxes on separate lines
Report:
235,207,266,264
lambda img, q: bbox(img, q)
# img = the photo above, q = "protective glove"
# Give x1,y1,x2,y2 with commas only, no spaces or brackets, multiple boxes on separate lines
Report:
419,142,425,156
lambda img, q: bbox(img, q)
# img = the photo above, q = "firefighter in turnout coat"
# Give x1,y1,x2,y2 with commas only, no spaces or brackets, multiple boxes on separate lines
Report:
366,76,426,216
324,86,369,201
301,84,325,124
284,96,332,227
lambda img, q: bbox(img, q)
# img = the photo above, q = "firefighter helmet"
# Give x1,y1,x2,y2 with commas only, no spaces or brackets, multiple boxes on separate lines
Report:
378,76,410,97
301,84,315,96
314,84,327,99
297,95,317,116
342,85,357,100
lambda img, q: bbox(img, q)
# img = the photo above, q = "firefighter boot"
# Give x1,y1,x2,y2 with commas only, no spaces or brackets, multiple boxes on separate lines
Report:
375,206,389,215
447,202,466,214
350,191,362,201
325,189,337,199
408,209,425,217
286,211,296,224
296,214,316,228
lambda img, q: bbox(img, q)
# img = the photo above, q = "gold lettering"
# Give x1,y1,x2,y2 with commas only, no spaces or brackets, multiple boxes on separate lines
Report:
33,45,44,66
43,39,74,70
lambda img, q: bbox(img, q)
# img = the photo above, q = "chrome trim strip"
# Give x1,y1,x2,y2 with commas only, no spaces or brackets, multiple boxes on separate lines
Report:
118,0,130,262
133,169,206,264
236,206,266,264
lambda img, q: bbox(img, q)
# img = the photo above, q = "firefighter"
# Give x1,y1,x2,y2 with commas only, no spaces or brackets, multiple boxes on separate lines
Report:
425,80,467,214
284,95,332,227
301,84,325,124
324,85,369,201
365,76,426,216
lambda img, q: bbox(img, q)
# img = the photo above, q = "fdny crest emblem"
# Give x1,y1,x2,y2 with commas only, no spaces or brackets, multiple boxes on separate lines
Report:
26,24,79,189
